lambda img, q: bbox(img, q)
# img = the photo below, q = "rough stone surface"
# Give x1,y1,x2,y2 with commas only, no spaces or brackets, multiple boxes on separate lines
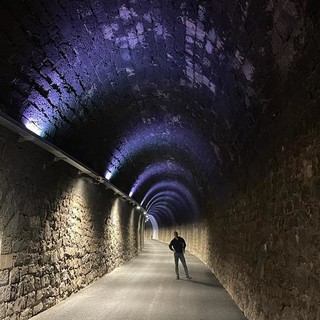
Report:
0,0,320,319
158,125,320,320
0,125,144,319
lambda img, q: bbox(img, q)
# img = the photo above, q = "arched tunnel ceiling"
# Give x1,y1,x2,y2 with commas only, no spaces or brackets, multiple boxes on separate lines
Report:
0,0,314,225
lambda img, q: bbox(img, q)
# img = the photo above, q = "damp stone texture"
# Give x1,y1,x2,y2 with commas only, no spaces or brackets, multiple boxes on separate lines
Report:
0,125,143,320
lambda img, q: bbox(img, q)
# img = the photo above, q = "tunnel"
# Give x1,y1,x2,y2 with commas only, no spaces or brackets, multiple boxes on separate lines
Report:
0,0,320,319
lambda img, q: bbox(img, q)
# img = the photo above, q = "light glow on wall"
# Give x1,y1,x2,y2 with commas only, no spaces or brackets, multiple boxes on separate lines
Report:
110,198,121,226
105,170,113,180
24,120,43,137
21,102,57,138
147,215,159,240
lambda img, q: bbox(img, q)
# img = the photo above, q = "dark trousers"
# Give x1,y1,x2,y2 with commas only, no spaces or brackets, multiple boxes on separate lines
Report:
174,252,189,277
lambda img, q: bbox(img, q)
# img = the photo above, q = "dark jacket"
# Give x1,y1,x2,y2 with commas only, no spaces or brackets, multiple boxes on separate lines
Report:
169,236,186,253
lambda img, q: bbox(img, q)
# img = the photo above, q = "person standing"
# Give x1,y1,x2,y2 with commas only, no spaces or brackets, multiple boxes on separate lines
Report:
169,231,191,280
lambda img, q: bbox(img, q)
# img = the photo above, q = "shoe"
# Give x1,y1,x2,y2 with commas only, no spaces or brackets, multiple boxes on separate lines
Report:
186,276,192,279
176,276,180,280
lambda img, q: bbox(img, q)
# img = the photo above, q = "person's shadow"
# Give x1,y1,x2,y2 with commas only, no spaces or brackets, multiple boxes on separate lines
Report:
181,277,224,288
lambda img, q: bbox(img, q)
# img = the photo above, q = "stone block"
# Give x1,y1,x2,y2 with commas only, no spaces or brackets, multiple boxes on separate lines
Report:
40,274,50,289
29,264,39,275
34,277,41,290
20,308,32,320
5,301,14,317
49,250,57,264
32,302,43,315
10,283,18,301
12,239,27,253
0,285,11,303
0,303,5,319
35,289,44,302
10,268,20,284
26,291,36,308
0,255,13,270
60,283,68,297
43,297,55,310
20,266,29,277
14,253,32,267
22,276,35,295
29,216,40,228
0,270,9,286
13,296,26,314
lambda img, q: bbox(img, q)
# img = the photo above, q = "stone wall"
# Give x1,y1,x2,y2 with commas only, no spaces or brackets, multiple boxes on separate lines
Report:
0,125,144,320
158,126,320,320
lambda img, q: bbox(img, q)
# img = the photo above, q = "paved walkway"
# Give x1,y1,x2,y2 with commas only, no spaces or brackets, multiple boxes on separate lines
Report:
31,240,246,320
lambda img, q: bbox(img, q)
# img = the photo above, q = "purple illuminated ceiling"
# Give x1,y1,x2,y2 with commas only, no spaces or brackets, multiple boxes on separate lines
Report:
0,0,301,225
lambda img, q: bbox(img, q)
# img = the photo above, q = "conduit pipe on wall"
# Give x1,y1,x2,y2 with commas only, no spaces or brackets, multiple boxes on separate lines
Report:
0,111,144,211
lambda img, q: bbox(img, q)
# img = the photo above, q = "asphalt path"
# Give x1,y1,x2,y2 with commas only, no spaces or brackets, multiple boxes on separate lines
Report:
31,240,247,320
